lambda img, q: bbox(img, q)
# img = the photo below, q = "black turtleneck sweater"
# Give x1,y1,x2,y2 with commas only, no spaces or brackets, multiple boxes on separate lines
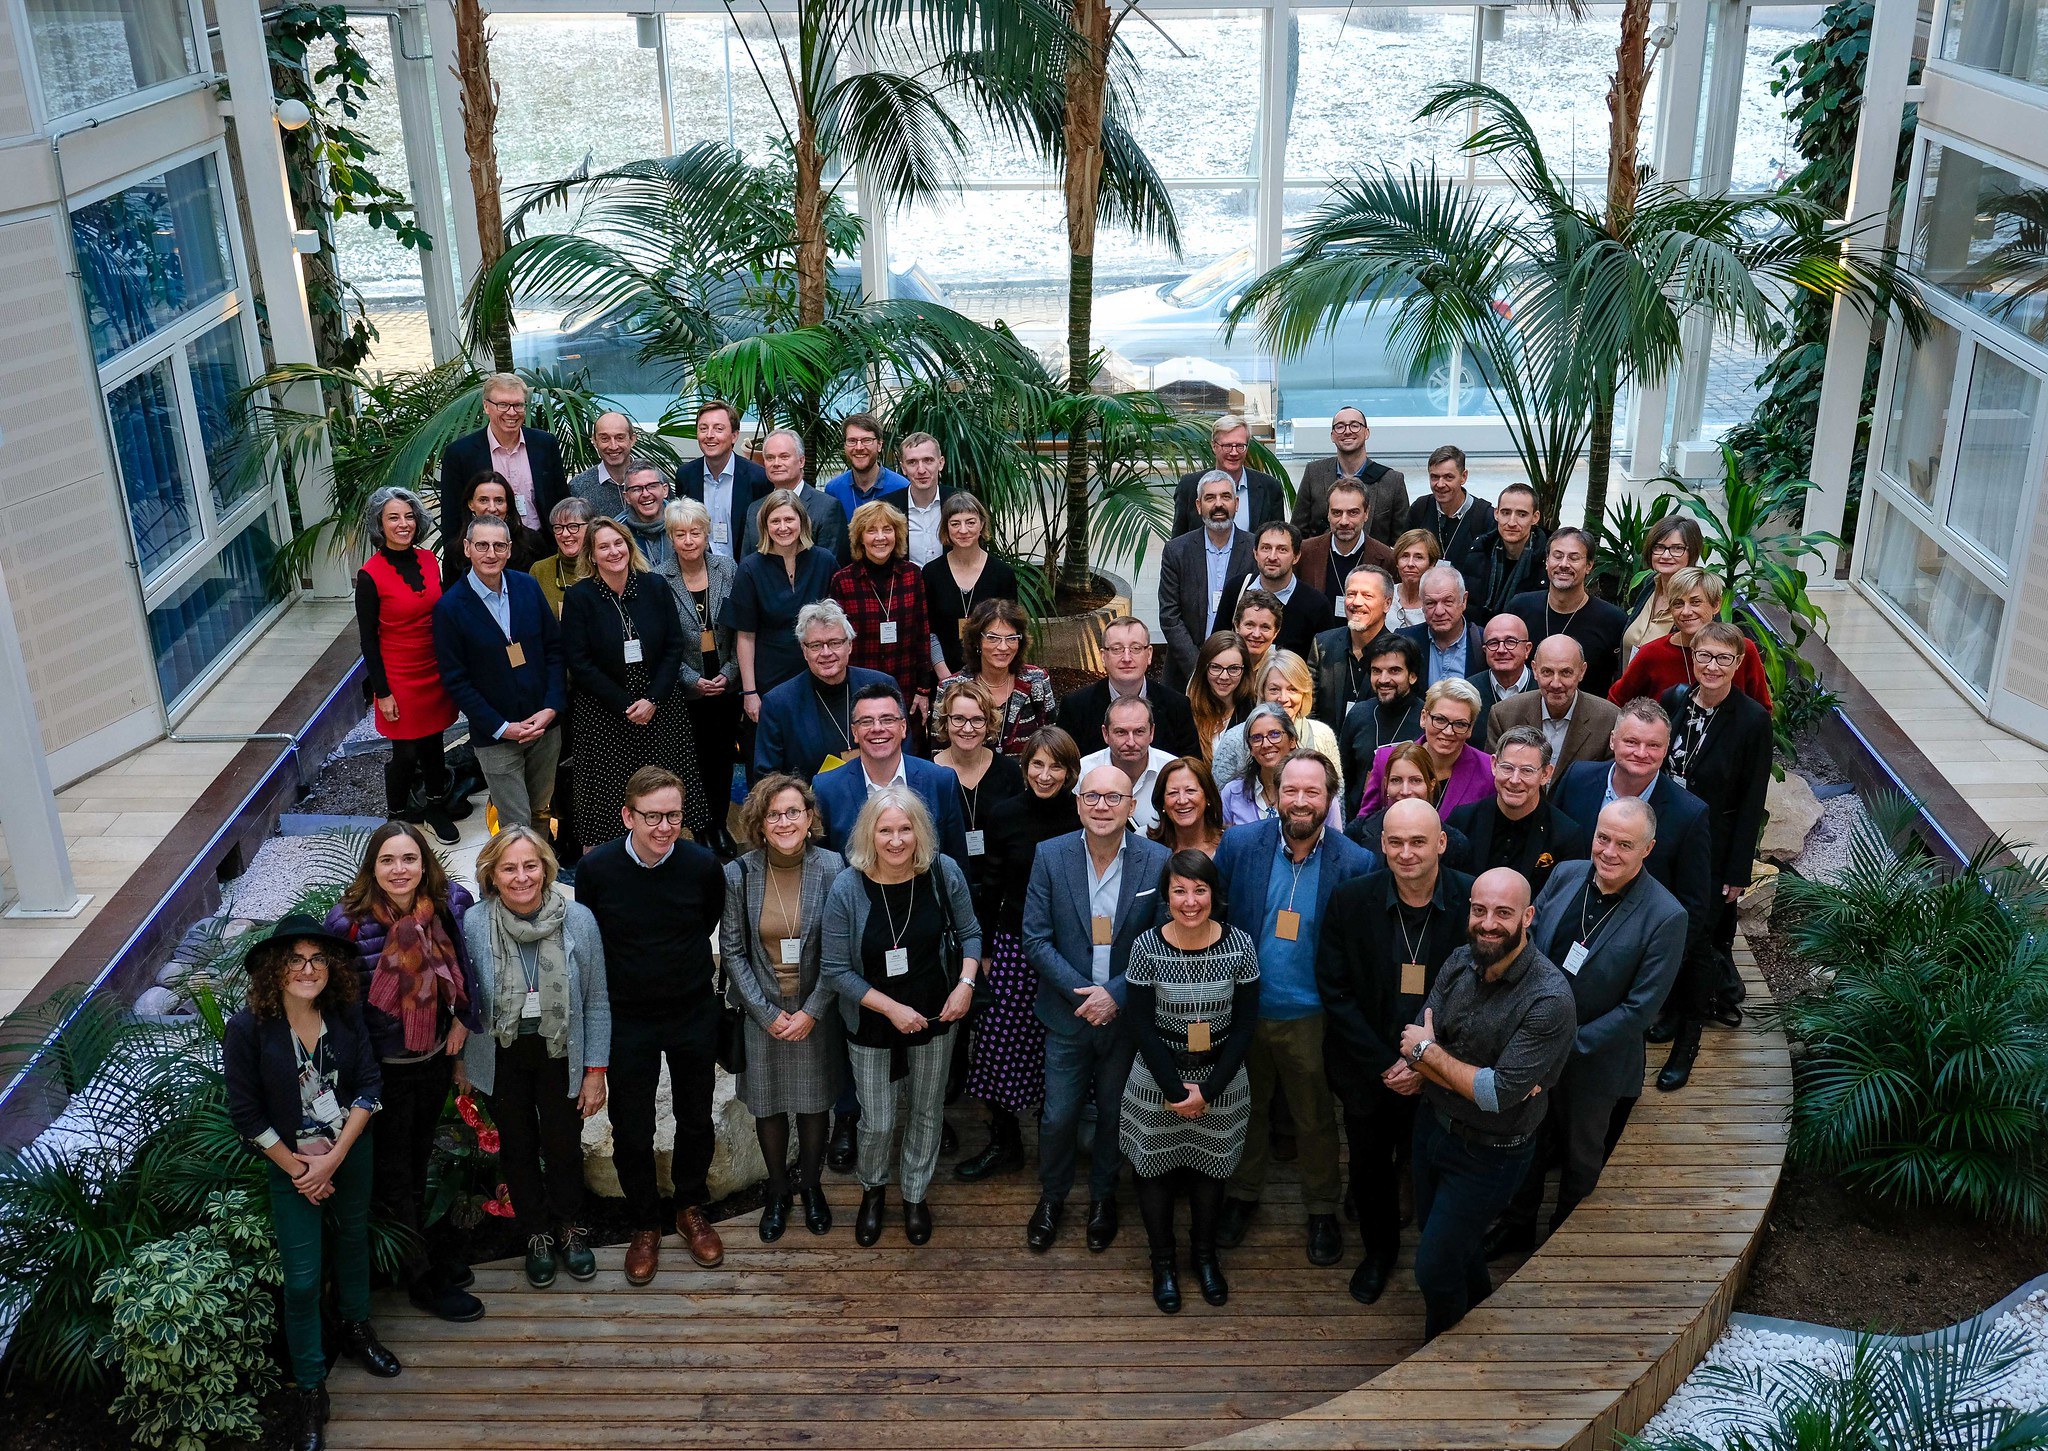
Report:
355,546,429,697
984,788,1081,932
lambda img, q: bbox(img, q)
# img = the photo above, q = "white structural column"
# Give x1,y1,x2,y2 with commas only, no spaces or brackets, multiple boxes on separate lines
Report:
1254,3,1288,280
425,0,488,314
389,4,464,362
217,0,352,598
0,561,86,917
1802,0,1917,579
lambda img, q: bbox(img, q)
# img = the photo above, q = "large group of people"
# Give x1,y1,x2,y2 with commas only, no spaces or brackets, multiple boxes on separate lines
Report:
237,386,1776,1448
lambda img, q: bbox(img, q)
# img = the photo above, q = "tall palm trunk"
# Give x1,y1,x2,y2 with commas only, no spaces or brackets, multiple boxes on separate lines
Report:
454,0,512,372
1058,0,1110,600
1583,0,1654,540
793,109,829,482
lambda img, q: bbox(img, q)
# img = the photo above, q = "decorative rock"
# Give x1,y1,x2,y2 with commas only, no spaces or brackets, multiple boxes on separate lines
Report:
1758,772,1826,864
132,986,186,1018
1738,861,1778,931
581,1062,769,1205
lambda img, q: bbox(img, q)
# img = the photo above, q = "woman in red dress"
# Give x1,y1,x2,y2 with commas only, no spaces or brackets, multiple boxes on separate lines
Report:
358,486,460,843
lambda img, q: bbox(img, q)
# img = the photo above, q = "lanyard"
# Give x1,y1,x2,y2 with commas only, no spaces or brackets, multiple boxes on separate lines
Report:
877,876,917,948
866,566,898,623
1396,900,1434,964
604,582,638,642
1545,599,1585,636
816,680,854,753
766,863,802,936
1579,883,1621,947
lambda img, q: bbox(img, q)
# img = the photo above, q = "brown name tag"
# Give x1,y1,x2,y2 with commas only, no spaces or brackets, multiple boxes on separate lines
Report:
1400,961,1427,997
1186,1020,1212,1053
506,640,526,668
1275,908,1301,941
1091,914,1113,946
700,629,717,654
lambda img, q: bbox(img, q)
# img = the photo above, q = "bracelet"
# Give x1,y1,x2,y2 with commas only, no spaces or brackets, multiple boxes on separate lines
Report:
961,977,978,992
742,689,758,697
585,1066,607,1074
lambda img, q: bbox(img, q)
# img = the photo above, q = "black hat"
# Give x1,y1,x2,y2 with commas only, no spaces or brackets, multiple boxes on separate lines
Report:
245,913,359,974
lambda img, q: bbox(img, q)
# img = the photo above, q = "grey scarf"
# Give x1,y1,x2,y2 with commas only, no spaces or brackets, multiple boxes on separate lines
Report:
488,889,572,1057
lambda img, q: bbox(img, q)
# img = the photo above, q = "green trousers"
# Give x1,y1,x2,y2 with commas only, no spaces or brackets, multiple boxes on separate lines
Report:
266,1143,374,1389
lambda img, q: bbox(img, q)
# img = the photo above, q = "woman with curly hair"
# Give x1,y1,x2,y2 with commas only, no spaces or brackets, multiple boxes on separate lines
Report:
936,598,1054,758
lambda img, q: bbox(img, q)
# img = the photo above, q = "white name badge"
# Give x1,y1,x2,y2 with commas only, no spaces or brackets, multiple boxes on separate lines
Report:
1211,591,1223,619
780,937,802,966
885,947,911,978
1668,772,1687,790
1562,941,1589,976
712,517,730,542
622,637,644,664
522,989,542,1018
310,1088,342,1124
1334,594,1347,616
878,620,898,645
965,829,986,856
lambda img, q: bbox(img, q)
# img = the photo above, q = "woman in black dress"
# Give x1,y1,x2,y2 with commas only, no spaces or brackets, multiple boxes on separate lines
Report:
730,489,839,720
560,517,710,849
923,491,1018,677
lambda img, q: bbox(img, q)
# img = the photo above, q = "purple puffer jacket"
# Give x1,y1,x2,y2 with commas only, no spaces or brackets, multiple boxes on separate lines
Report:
325,883,481,1060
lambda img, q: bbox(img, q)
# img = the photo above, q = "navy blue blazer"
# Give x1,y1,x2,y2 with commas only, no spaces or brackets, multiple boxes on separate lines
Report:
753,666,894,781
677,454,770,556
1214,817,1378,943
814,756,973,875
432,569,567,739
1021,830,1170,1036
1553,761,1715,942
438,425,567,573
224,1004,383,1150
1399,620,1486,684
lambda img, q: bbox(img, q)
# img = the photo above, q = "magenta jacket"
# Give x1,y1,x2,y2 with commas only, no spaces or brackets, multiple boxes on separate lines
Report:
1354,743,1495,820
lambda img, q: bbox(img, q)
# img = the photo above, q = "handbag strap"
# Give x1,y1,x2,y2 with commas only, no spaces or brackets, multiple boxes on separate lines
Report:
933,865,962,989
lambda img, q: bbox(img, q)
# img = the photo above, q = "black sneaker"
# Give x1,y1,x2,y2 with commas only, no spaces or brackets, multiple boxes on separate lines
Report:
422,803,460,845
407,1277,485,1323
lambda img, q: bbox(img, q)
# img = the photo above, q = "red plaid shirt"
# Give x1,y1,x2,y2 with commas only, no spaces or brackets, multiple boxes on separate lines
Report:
830,558,936,702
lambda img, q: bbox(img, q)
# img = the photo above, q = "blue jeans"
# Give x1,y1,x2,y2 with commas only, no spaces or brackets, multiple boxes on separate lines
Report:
1410,1109,1536,1339
1038,1027,1136,1203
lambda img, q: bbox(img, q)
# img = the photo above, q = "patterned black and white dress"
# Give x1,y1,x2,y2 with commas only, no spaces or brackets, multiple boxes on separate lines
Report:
1118,924,1260,1180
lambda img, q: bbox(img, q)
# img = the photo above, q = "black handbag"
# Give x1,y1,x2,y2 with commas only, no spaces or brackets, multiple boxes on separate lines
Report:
715,863,753,1075
934,865,978,1021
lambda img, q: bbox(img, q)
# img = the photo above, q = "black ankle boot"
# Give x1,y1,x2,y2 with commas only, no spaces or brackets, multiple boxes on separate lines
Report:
1191,1248,1228,1306
335,1318,401,1378
289,1384,326,1451
954,1111,1025,1181
1656,1019,1703,1092
827,1113,859,1172
855,1185,887,1247
1151,1254,1182,1314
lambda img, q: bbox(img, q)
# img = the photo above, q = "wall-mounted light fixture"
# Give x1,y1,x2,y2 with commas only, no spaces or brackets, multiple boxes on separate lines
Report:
275,97,313,130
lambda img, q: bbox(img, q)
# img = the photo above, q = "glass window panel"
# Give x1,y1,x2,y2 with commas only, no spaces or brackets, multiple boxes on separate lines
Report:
891,187,1071,343
664,14,803,167
1284,8,1472,180
1481,6,1659,193
147,518,281,706
1865,495,2004,692
187,319,256,514
1944,0,2048,88
1700,326,1775,432
1913,141,2048,344
1730,7,1824,193
107,360,200,579
24,0,198,119
71,155,234,364
1881,316,1960,503
489,15,665,195
1118,11,1265,176
1948,345,2040,569
1093,189,1264,413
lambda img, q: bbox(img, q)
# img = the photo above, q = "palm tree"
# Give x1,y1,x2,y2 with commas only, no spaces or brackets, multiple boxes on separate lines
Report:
1229,83,1914,533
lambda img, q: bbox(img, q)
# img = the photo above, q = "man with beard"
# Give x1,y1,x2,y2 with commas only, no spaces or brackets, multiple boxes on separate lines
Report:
1311,565,1398,734
1393,867,1575,1337
1212,751,1377,1265
1337,634,1424,819
1506,529,1628,697
1159,470,1255,691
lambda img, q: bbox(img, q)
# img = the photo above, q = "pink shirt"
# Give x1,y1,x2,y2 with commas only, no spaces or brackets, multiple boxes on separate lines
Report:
488,430,541,528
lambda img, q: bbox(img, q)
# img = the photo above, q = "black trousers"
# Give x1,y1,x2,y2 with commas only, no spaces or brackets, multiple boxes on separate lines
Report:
386,733,448,815
552,711,584,867
1345,1090,1418,1261
609,1001,719,1226
687,691,742,834
372,1054,456,1285
485,1034,586,1236
1671,896,1744,1021
1501,1080,1635,1233
1135,1167,1228,1258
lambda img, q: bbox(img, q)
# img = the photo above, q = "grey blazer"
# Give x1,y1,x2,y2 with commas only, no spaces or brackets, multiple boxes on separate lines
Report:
820,858,984,1034
1158,525,1254,691
1529,858,1688,1098
1486,688,1618,776
1021,831,1170,1038
665,551,739,693
720,846,844,1026
1293,456,1410,546
459,895,612,1098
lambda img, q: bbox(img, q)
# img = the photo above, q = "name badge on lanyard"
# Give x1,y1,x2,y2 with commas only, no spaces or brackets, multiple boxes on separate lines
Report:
885,947,911,977
878,621,898,645
622,637,644,664
1562,941,1590,976
965,829,986,856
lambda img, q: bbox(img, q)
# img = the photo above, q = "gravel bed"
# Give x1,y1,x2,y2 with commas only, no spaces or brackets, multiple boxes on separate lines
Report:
219,832,368,921
1786,792,1866,884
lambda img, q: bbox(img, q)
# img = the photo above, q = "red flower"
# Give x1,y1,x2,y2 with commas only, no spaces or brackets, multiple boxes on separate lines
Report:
455,1094,483,1130
476,1128,501,1155
482,1185,515,1218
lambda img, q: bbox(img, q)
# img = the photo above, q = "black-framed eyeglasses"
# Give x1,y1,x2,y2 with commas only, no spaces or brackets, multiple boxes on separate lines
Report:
1424,711,1473,737
284,953,336,975
1483,637,1526,651
632,809,686,827
1692,650,1740,669
1080,791,1130,807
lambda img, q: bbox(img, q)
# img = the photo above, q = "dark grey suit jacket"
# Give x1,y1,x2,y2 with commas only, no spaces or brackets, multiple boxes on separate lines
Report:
1531,858,1687,1098
1292,455,1409,546
1486,689,1618,777
1158,525,1253,691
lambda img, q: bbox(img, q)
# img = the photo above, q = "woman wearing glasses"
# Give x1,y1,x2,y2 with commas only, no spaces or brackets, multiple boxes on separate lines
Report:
1354,678,1493,819
663,498,741,856
1185,632,1253,764
224,917,397,1446
531,498,591,616
1207,650,1342,798
923,492,1018,677
937,598,1053,758
822,787,982,1246
1218,704,1343,827
720,775,846,1239
1621,515,1705,666
1607,567,1773,710
561,517,712,849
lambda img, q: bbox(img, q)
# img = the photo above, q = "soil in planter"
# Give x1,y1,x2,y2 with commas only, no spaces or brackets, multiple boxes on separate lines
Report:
1051,575,1119,617
297,743,393,817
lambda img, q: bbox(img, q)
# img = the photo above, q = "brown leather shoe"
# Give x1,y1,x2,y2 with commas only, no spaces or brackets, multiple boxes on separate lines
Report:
624,1229,660,1285
677,1204,724,1268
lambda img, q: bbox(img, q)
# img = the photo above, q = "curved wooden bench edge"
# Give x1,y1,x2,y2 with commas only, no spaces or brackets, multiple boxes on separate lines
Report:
1193,939,1791,1451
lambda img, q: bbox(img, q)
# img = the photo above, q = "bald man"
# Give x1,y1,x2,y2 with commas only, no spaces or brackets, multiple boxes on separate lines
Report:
1318,797,1473,1304
568,409,639,520
1395,867,1576,1338
1489,798,1687,1259
1485,635,1618,775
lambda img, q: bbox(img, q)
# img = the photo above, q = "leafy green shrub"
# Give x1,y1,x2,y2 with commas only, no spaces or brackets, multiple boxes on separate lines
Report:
1768,795,2048,1227
93,1190,282,1451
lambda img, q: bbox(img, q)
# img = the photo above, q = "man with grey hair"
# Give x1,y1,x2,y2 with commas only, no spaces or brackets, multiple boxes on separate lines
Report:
1159,468,1254,690
616,462,674,575
567,409,637,520
1171,412,1283,537
439,371,566,553
1400,563,1485,684
756,428,849,563
753,599,894,781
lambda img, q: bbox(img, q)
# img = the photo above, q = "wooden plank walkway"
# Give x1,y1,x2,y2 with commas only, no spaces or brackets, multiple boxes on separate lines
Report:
328,943,1789,1451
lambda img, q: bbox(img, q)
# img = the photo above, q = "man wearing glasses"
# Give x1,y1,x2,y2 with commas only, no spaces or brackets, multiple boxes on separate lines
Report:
1464,612,1533,740
1293,408,1409,547
753,601,894,782
1170,413,1285,538
572,766,730,1283
616,463,676,576
1021,764,1169,1253
1056,615,1200,759
1446,726,1589,896
432,517,566,834
813,682,971,872
439,373,567,552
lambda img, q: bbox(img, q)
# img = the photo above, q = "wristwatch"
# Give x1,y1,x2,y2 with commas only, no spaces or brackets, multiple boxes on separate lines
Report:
1407,1038,1433,1067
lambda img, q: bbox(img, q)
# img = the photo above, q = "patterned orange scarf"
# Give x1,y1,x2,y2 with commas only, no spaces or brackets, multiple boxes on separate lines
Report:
366,895,467,1053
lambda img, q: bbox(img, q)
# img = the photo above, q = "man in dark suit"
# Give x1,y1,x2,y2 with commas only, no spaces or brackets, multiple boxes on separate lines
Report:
431,516,566,830
753,600,892,781
439,373,567,566
1214,521,1331,663
1447,726,1589,895
1400,564,1486,685
1298,478,1397,606
1489,798,1687,1255
1171,413,1285,538
1487,636,1619,777
1505,528,1629,697
1292,407,1408,545
813,683,969,871
1213,752,1378,1264
1462,483,1548,625
1317,797,1471,1304
1312,564,1396,733
1465,611,1533,741
756,428,849,563
1159,470,1255,691
1551,699,1715,945
1404,445,1494,591
1055,615,1200,758
1021,765,1169,1253
1651,621,1774,1090
676,399,768,561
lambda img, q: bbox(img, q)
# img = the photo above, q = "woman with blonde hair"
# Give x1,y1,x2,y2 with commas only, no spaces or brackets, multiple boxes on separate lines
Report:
1344,740,1470,859
1607,565,1773,709
664,496,741,855
720,774,846,1240
1185,632,1252,762
1388,528,1441,632
1207,649,1342,796
729,488,839,718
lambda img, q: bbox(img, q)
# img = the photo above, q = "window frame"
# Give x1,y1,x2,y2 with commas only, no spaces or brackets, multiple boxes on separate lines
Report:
11,0,212,131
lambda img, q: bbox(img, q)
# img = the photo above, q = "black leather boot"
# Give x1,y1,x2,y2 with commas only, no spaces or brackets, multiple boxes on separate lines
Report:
335,1319,401,1378
827,1112,859,1172
855,1185,887,1247
1151,1254,1182,1314
1656,1019,1703,1092
955,1110,1025,1181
